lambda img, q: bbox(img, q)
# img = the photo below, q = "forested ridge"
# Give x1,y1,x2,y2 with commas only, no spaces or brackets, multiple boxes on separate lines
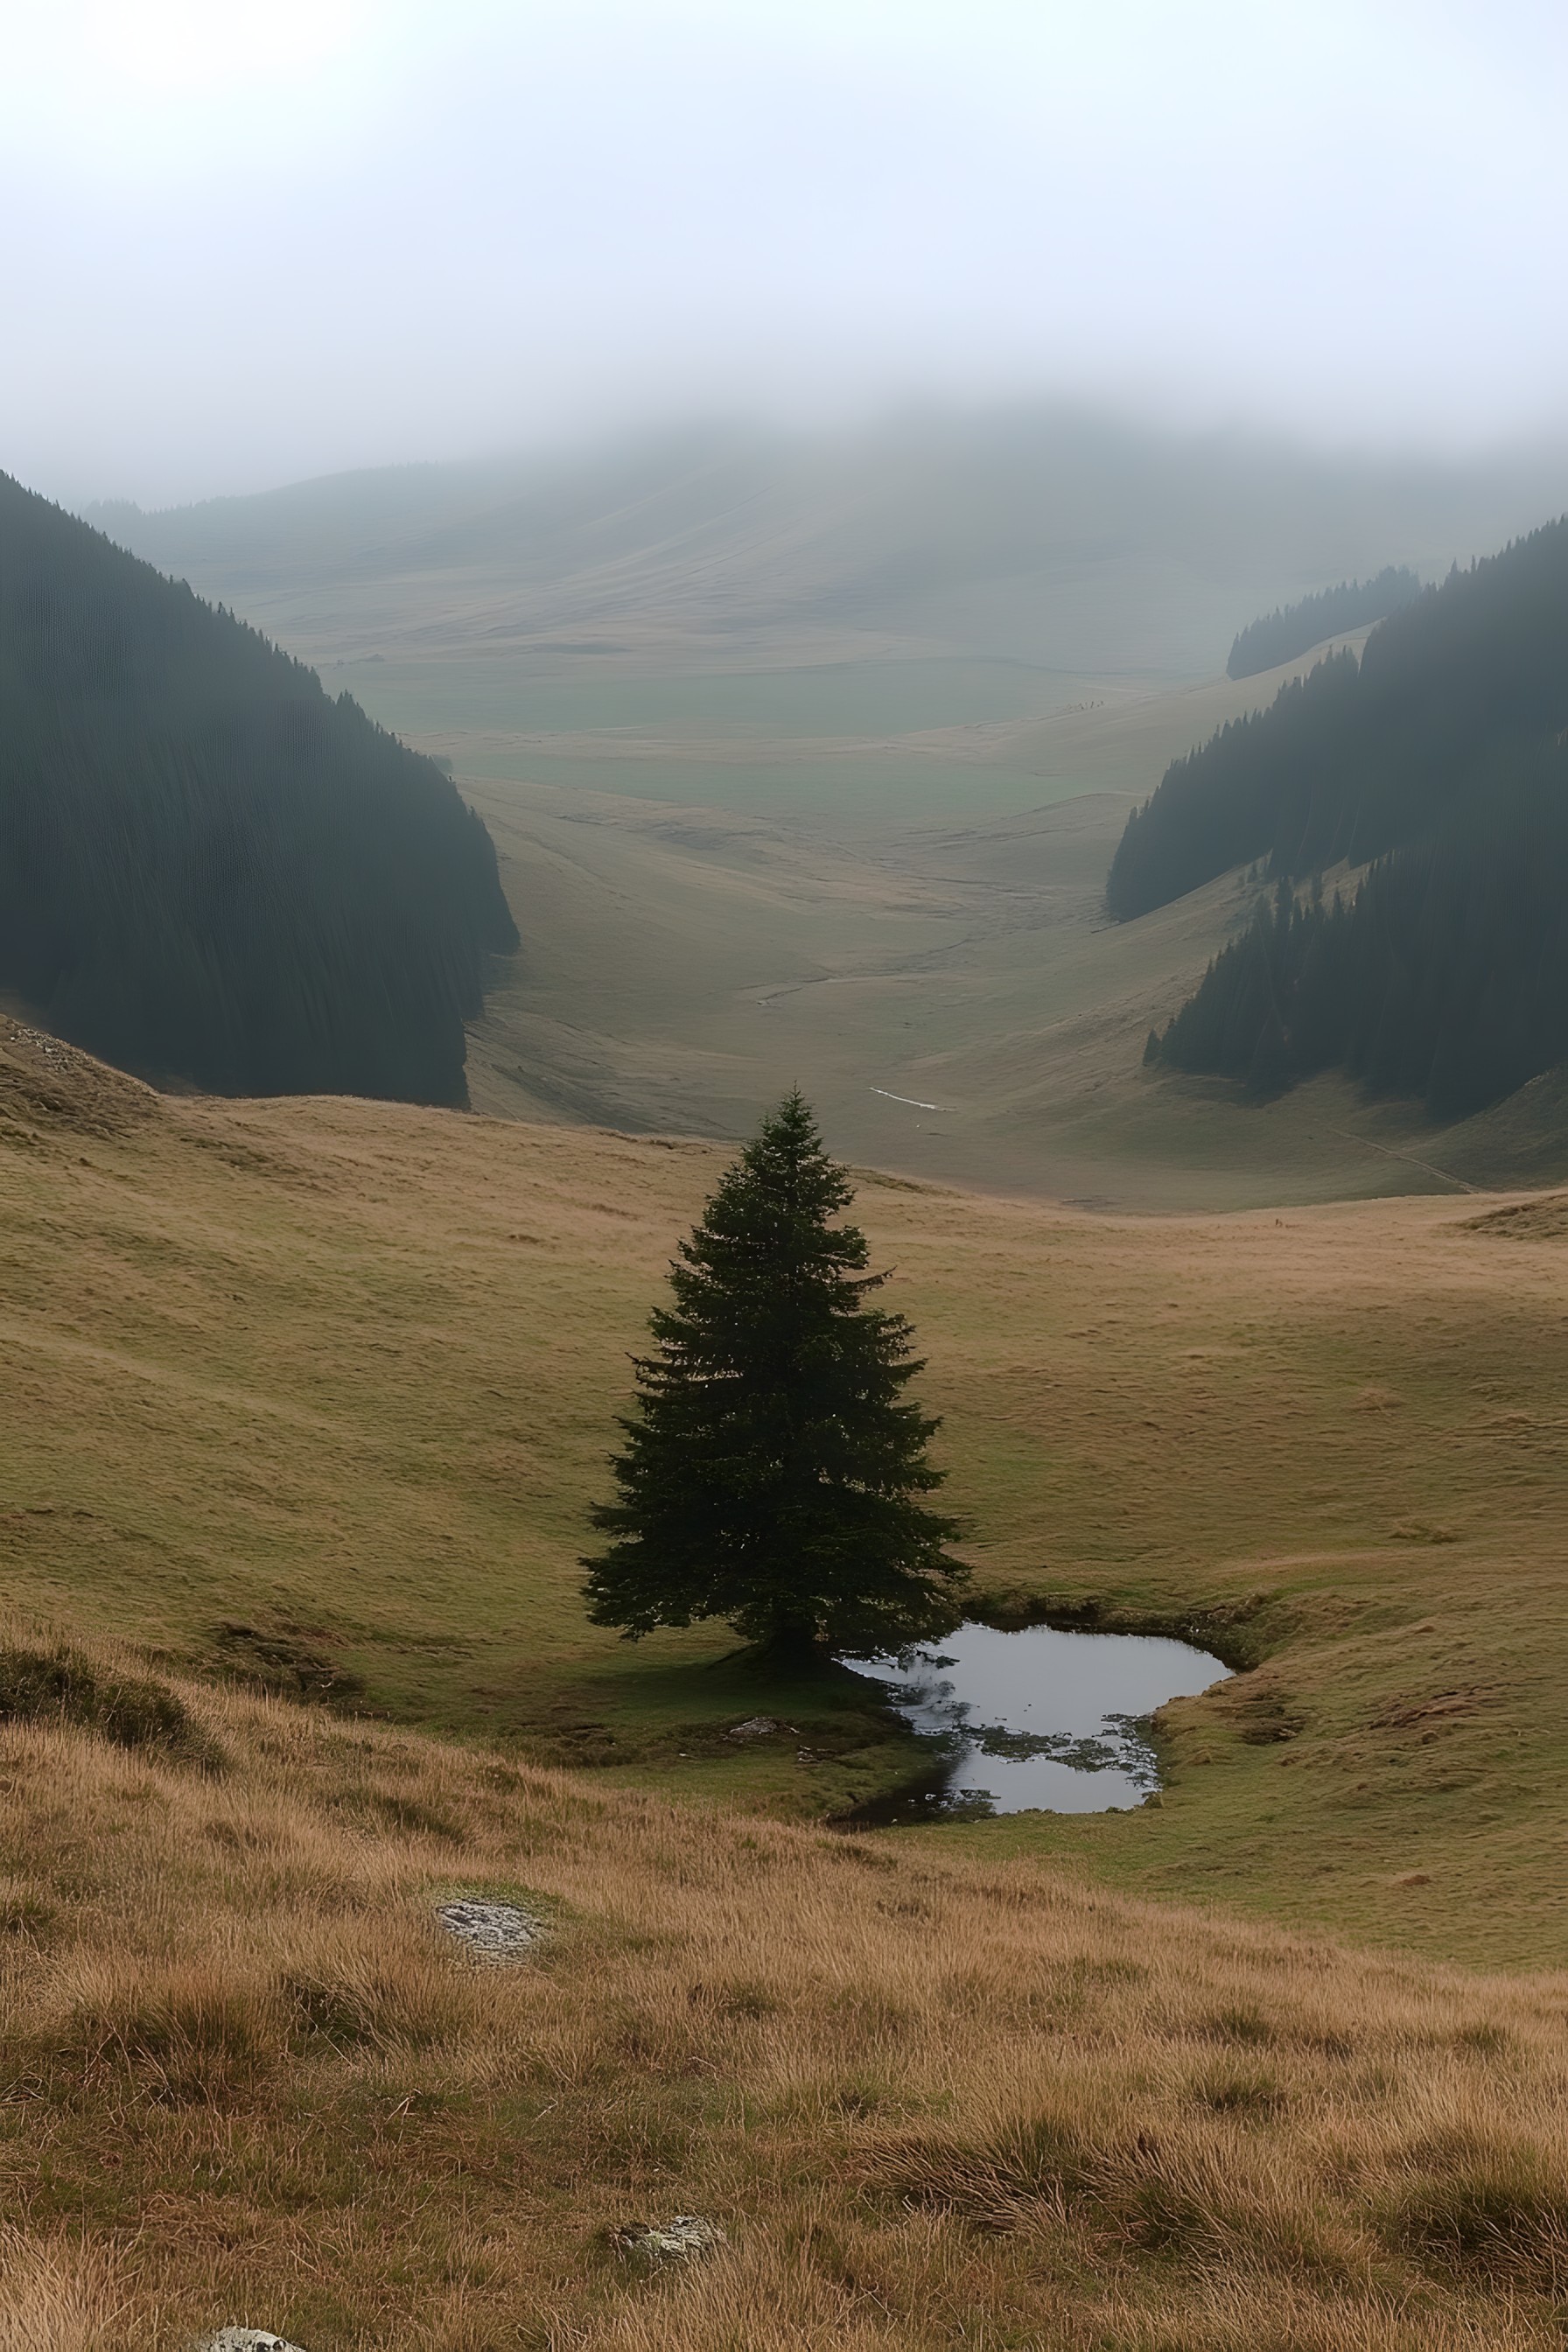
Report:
0,473,516,1105
1225,565,1420,678
1110,521,1568,921
1129,518,1568,1118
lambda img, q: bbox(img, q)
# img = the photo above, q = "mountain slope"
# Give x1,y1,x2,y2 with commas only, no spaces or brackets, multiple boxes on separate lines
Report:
1122,521,1568,1117
1226,564,1422,676
90,409,1568,686
0,473,516,1104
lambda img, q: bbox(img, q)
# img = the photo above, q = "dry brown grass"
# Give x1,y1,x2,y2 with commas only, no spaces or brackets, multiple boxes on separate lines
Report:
0,2227,136,2352
10,1016,1568,1960
6,1633,1568,2348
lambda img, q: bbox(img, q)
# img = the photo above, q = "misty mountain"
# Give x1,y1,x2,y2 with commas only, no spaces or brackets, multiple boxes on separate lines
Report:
85,410,1568,685
0,474,517,1106
1226,567,1422,679
1130,519,1568,1116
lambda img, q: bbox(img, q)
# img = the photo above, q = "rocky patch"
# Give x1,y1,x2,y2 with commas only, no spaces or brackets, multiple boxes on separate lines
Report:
435,1897,542,1962
612,2216,726,2263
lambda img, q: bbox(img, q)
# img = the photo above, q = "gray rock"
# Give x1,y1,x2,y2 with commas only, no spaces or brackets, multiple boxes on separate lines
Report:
725,1716,780,1741
194,2332,309,2352
612,2216,727,2262
435,1897,542,1962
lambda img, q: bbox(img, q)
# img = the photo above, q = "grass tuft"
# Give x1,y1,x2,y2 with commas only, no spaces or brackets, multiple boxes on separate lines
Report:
45,1959,284,2104
1381,2131,1568,2282
0,1645,218,1769
0,2227,136,2352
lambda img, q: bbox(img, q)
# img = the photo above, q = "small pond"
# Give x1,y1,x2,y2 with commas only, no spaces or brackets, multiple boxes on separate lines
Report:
838,1620,1231,1824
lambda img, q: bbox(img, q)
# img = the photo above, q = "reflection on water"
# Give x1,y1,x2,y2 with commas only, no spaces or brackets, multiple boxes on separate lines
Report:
838,1620,1230,1824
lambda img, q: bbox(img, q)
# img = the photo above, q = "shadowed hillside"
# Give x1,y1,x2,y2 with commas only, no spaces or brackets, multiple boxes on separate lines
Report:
1226,565,1422,677
1128,521,1568,1122
0,474,516,1106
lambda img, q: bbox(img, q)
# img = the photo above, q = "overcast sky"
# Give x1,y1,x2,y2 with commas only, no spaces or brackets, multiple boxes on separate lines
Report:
5,0,1567,505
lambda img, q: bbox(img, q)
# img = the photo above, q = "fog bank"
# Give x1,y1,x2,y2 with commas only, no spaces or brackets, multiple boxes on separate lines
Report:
7,1,1568,503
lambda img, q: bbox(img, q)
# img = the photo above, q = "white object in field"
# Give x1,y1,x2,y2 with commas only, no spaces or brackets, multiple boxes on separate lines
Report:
435,1897,542,1961
612,2216,727,2262
195,2332,310,2352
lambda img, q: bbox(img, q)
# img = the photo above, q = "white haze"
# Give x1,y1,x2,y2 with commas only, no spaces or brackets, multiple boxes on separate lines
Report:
5,0,1568,505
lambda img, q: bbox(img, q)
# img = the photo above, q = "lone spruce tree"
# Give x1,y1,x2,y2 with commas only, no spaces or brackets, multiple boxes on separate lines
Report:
582,1091,967,1662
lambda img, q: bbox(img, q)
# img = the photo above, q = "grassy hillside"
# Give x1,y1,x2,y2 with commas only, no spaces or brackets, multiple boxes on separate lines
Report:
9,1017,1568,1969
11,1644,1568,2349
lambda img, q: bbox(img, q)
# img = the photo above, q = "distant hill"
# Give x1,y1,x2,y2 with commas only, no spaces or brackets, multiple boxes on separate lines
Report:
1225,566,1422,678
1125,519,1568,1117
85,410,1568,685
0,473,516,1105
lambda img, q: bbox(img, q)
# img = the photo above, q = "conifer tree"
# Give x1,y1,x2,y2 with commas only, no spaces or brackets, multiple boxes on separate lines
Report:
582,1092,967,1662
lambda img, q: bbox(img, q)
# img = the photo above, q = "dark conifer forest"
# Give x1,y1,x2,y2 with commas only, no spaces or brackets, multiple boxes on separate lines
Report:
0,473,516,1105
1224,565,1421,678
1123,518,1568,1118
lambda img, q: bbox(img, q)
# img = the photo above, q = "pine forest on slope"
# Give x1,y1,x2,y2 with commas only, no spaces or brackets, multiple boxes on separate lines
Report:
0,474,516,1106
1125,520,1568,1117
1225,565,1421,678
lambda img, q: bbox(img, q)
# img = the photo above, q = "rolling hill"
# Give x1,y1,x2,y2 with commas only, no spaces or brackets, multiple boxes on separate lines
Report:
19,415,1568,2352
8,1012,1568,1968
10,1018,1568,2345
455,663,1568,1210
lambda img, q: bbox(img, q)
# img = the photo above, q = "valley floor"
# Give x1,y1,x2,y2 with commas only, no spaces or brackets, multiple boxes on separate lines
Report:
459,770,1556,1212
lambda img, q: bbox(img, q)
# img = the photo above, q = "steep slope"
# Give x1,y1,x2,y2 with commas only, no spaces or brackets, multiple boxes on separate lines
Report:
1110,520,1568,919
0,474,516,1105
1226,565,1421,676
7,1643,1568,2348
1122,521,1568,1118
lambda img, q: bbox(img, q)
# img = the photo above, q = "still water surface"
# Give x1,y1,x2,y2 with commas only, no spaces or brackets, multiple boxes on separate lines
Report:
839,1621,1231,1823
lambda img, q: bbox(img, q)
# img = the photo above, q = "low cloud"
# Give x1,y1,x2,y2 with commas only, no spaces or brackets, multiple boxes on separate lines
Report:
8,0,1568,502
